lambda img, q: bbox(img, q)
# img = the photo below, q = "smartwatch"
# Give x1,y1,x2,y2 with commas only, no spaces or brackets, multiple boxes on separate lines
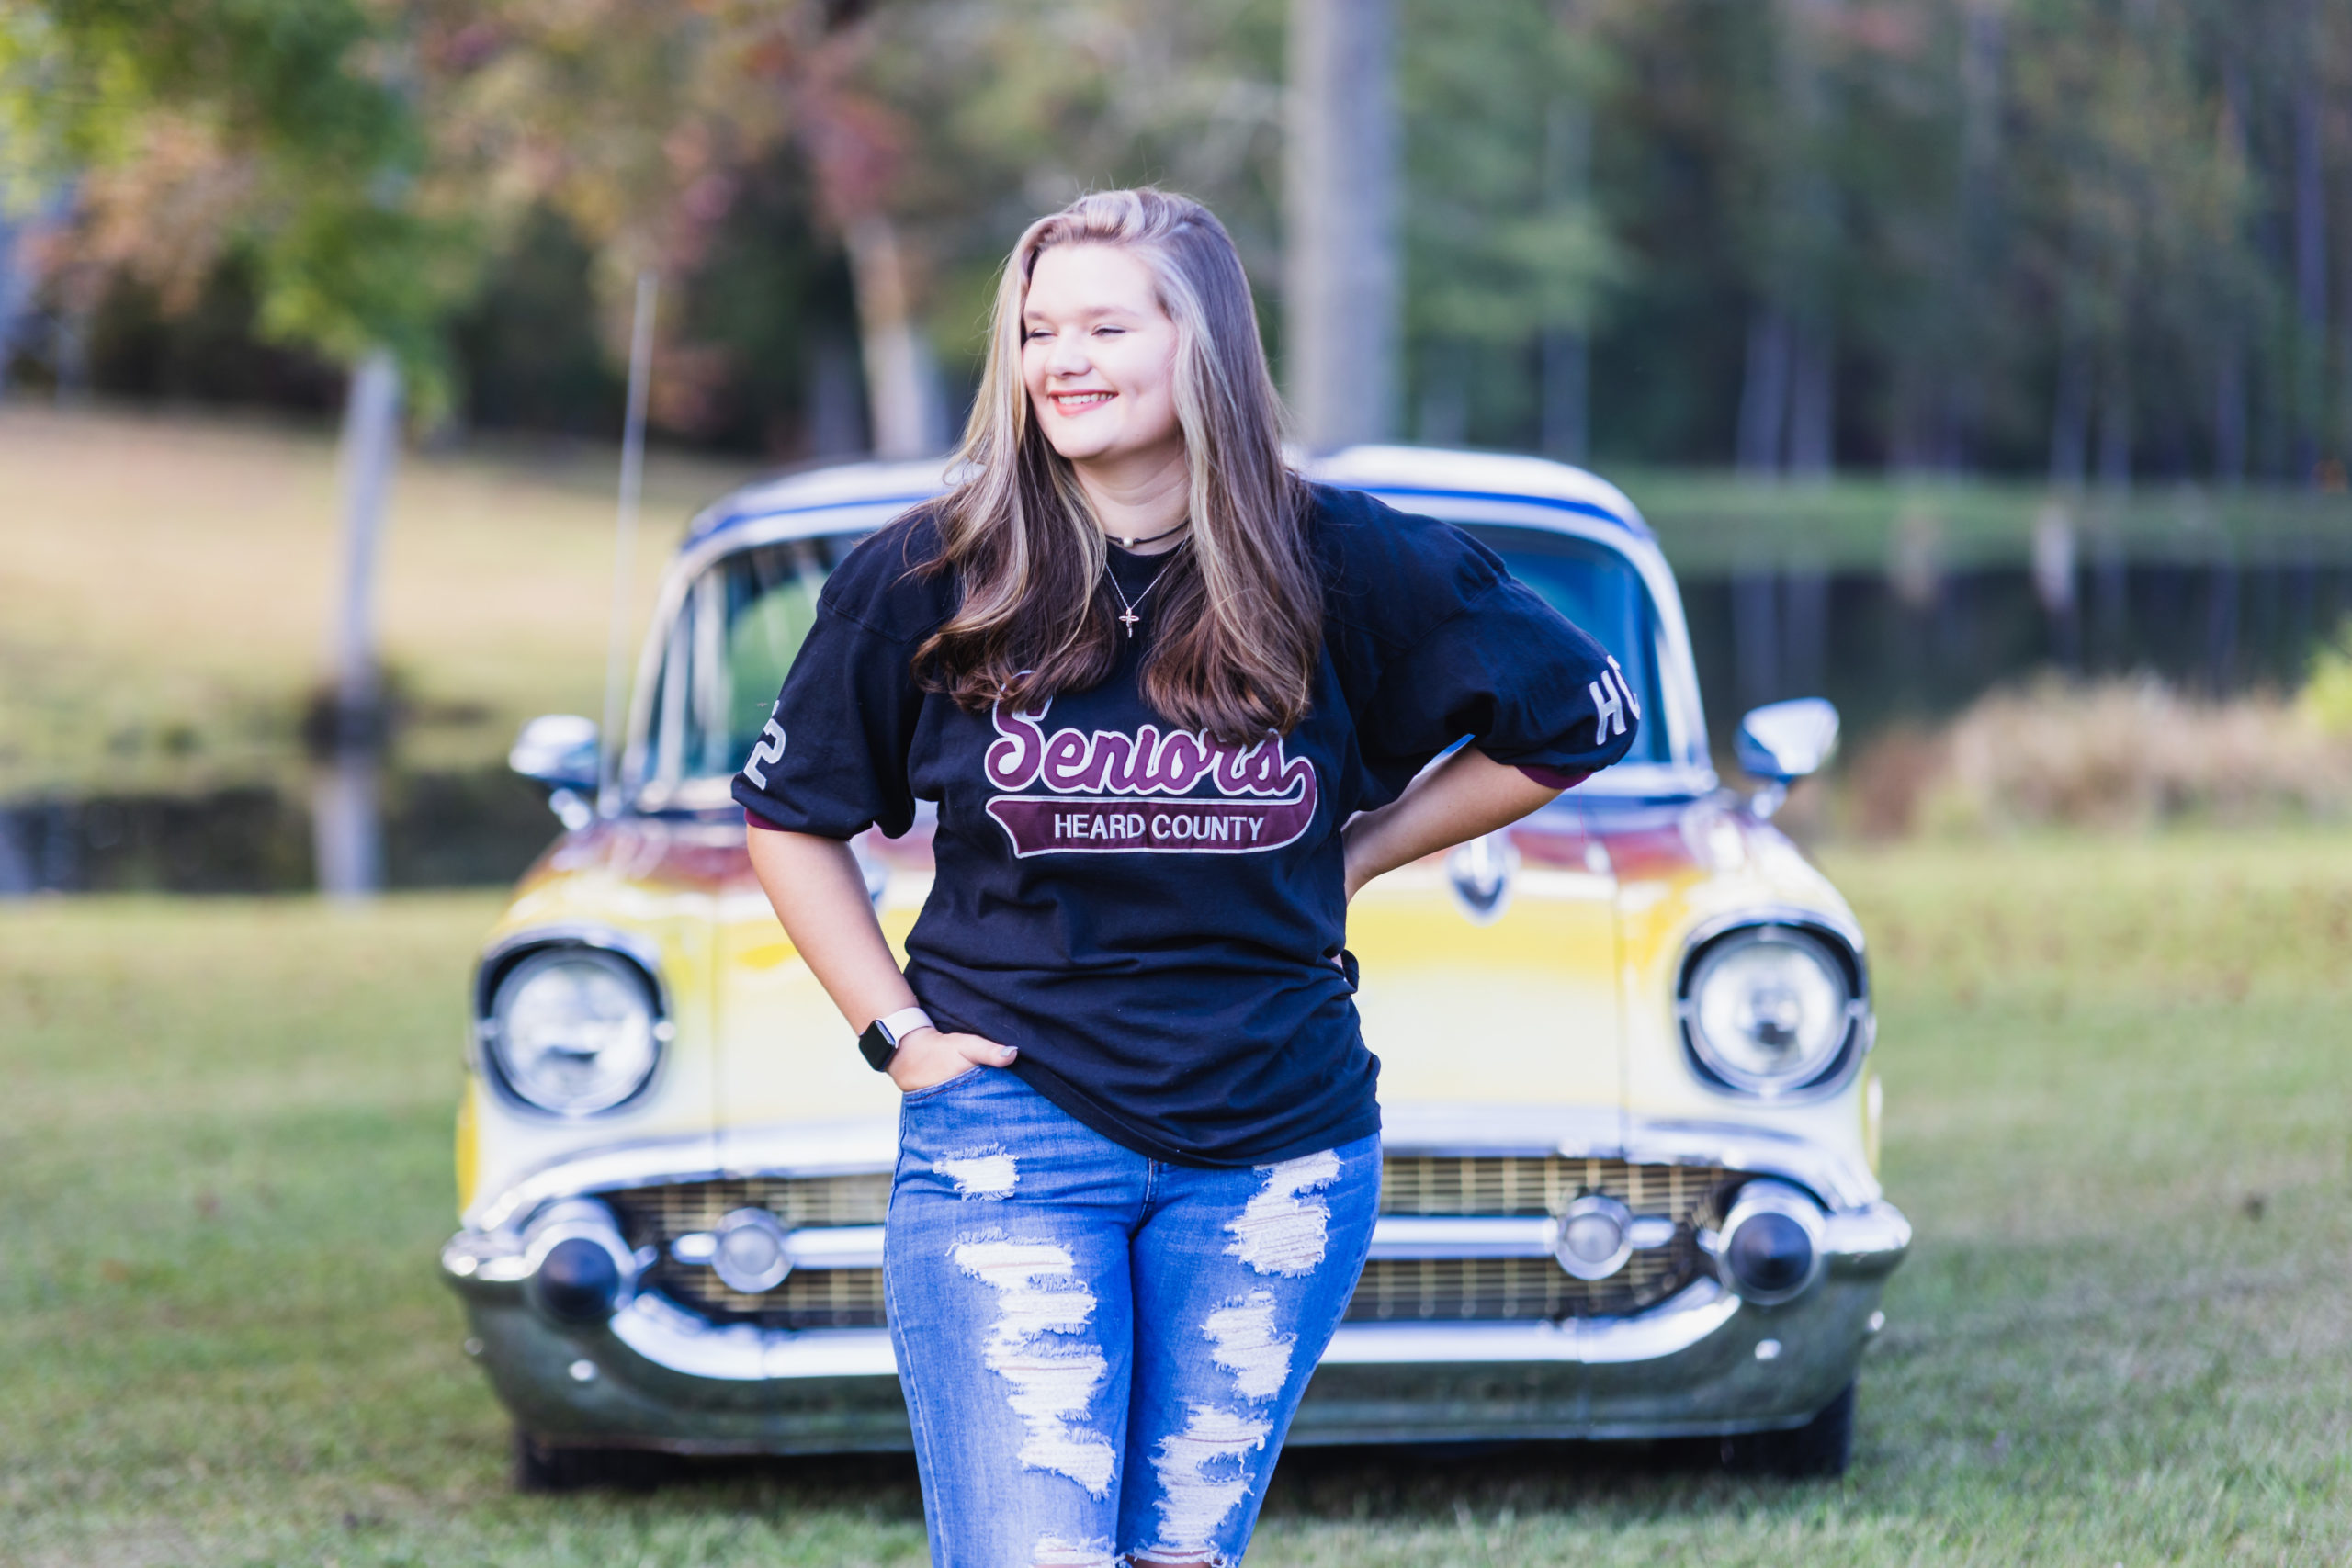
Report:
858,1006,934,1072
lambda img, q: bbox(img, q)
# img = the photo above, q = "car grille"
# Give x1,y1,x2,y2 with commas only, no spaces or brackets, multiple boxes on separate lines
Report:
608,1176,890,1329
604,1157,1736,1330
1353,1156,1735,1321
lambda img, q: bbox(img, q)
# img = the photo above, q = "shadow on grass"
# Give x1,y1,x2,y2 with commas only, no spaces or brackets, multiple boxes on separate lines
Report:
592,1434,1755,1516
1266,1436,1743,1515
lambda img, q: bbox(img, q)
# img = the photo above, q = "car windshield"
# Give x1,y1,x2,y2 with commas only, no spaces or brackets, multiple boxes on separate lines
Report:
636,535,862,795
639,518,1669,795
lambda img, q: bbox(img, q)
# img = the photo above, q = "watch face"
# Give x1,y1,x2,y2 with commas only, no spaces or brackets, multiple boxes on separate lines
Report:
858,1020,898,1071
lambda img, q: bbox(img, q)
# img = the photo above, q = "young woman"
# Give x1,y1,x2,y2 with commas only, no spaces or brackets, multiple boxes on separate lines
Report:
737,188,1637,1568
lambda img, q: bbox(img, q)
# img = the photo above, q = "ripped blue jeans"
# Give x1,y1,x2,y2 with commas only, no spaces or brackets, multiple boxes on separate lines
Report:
884,1066,1379,1568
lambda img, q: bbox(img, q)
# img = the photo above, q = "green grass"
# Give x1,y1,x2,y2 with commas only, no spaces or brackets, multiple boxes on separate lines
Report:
0,405,756,796
5,834,2350,1564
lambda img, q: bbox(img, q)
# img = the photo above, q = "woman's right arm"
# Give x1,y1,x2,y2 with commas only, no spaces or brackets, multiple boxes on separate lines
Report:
745,827,1016,1091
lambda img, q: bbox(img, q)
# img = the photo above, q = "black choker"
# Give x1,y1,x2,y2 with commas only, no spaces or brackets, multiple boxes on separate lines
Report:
1110,519,1191,549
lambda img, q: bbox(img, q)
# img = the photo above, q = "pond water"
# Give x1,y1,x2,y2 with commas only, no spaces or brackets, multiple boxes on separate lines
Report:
6,557,2349,892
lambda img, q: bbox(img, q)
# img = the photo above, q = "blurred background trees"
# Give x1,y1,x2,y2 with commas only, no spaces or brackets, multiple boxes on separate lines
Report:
8,0,2351,491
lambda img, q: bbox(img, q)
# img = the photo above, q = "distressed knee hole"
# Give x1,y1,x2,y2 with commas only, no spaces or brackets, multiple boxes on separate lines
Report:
1146,1403,1272,1558
1224,1148,1340,1277
952,1238,1117,1496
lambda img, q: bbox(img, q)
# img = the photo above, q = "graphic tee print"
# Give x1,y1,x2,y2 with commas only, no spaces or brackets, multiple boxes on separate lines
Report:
734,484,1640,1167
982,703,1318,856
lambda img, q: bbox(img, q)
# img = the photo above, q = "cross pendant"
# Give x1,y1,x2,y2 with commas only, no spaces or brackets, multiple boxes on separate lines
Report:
1118,610,1141,637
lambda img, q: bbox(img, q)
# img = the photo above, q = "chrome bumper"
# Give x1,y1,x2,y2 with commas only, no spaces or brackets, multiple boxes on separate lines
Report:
440,1197,1909,1451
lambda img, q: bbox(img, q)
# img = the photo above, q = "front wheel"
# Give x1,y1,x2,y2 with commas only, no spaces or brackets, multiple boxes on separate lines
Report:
514,1428,673,1493
1719,1381,1854,1478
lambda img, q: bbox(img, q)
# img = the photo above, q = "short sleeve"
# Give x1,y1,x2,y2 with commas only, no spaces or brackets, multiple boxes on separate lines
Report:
729,511,948,839
1353,577,1638,795
730,603,923,838
1312,486,1639,802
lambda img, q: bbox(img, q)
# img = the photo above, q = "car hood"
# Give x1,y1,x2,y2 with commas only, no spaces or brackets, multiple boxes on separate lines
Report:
495,788,1849,1142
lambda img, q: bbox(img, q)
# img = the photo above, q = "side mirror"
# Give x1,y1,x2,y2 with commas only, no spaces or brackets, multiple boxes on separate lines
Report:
509,715,601,829
1734,698,1839,819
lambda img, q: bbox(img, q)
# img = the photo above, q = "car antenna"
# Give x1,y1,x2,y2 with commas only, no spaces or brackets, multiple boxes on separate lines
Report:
599,272,659,818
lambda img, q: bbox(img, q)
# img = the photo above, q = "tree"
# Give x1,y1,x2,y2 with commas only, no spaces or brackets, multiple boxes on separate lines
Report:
1288,0,1398,449
3,0,474,896
1396,0,1614,456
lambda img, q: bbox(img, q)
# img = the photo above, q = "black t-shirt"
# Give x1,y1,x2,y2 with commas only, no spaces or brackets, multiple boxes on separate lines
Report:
733,483,1640,1166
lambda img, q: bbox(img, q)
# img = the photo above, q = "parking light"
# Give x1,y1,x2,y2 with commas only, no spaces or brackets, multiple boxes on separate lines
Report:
522,1200,636,1324
1552,1194,1634,1280
711,1208,794,1294
1714,1180,1824,1305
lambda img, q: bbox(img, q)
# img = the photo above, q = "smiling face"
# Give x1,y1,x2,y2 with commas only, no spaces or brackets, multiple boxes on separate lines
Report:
1021,243,1186,472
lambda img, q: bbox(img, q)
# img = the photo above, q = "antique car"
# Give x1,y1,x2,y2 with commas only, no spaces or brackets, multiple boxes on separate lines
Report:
441,446,1910,1489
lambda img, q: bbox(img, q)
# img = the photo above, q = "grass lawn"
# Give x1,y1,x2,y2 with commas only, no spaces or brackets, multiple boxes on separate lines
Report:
3,832,2348,1565
0,405,756,796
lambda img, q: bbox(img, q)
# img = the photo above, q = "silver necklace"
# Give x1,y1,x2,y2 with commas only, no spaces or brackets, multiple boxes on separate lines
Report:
1107,548,1182,637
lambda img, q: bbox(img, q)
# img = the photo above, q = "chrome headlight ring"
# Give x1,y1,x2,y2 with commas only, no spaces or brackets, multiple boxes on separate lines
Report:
473,930,673,1118
1676,914,1871,1100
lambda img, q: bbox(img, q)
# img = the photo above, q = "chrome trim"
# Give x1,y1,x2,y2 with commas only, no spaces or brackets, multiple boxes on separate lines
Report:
466,1120,897,1234
1326,1280,1739,1366
443,1175,1906,1449
1553,1193,1634,1280
451,1278,1762,1387
462,1108,1886,1236
1379,1104,1883,1211
1626,1215,1678,1249
611,1292,901,1382
670,1224,888,1272
1444,832,1519,924
673,1215,1683,1271
661,1216,1668,1271
1679,903,1868,985
469,925,676,1122
475,923,674,1021
710,1209,793,1293
1822,1200,1913,1277
477,947,673,1120
1679,926,1866,1097
783,1224,888,1269
1365,1216,1544,1260
457,1196,1909,1309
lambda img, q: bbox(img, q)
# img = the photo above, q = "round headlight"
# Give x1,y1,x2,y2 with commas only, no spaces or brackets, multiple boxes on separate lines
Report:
487,947,662,1115
1683,927,1853,1093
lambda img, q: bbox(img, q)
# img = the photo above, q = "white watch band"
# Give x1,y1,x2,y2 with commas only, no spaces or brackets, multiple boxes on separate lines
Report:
877,1006,934,1045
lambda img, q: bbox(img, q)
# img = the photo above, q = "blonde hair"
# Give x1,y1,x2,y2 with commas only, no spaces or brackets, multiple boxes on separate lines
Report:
913,188,1320,741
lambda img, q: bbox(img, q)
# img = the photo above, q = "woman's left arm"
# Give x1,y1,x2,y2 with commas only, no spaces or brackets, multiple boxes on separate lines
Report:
1340,745,1558,902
